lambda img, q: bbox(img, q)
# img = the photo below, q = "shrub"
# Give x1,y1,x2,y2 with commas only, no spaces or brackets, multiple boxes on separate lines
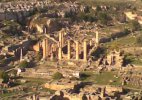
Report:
77,12,97,22
98,12,110,25
52,72,63,80
0,55,5,60
79,73,90,81
0,59,7,65
0,70,9,83
0,70,3,79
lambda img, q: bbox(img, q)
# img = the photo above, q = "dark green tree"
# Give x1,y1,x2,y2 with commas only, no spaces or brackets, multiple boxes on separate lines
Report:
0,70,9,83
98,12,110,25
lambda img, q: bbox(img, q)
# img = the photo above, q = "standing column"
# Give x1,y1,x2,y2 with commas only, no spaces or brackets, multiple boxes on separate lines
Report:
37,42,40,52
75,41,79,60
58,43,62,60
59,32,62,47
111,55,114,65
42,39,47,59
20,48,23,61
45,39,49,56
101,87,106,98
83,40,87,61
58,32,63,60
67,40,71,60
96,31,99,45
62,32,64,47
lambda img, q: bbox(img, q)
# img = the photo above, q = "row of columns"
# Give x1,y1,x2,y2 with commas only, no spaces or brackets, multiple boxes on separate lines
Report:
66,40,87,61
58,31,99,61
75,40,87,61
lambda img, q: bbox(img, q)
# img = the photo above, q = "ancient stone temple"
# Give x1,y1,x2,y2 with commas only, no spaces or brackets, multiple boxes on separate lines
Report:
33,30,99,62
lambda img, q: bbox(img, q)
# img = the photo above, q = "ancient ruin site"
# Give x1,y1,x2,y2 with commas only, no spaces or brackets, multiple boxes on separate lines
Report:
1,0,142,100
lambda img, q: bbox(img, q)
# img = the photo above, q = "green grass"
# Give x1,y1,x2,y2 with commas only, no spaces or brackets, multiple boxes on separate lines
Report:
105,35,137,49
124,54,142,66
39,88,55,94
79,0,134,6
132,59,142,66
94,72,121,86
23,77,48,85
80,71,122,86
0,77,53,99
80,71,142,90
0,90,25,98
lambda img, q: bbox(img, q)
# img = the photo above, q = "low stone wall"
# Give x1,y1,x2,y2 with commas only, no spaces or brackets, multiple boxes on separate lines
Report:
20,68,51,78
44,83,75,90
105,85,123,94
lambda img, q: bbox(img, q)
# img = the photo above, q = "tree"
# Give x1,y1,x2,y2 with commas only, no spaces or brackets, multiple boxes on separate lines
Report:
0,70,9,83
52,72,63,80
98,12,110,25
0,55,5,60
0,70,3,79
77,12,96,22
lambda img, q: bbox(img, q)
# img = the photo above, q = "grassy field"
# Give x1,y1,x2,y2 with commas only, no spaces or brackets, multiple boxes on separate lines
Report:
80,71,122,86
79,0,135,6
0,77,54,99
105,34,137,49
80,71,142,90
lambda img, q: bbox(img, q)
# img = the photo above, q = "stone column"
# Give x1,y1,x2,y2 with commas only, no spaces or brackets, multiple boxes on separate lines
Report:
59,32,62,47
37,42,40,51
45,39,49,56
42,39,47,59
67,40,71,60
58,32,63,60
83,40,87,61
101,87,105,98
75,41,79,60
62,32,64,47
111,55,114,65
58,46,62,60
20,48,23,61
96,31,99,44
59,31,64,47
